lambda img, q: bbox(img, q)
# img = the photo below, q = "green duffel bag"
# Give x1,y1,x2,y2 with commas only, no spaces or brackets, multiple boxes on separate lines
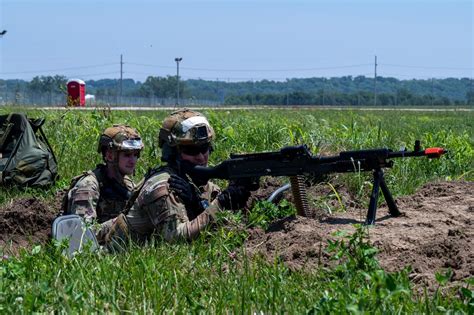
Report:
0,113,58,188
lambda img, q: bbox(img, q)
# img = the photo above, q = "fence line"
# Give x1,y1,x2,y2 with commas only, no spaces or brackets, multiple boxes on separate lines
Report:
0,92,221,107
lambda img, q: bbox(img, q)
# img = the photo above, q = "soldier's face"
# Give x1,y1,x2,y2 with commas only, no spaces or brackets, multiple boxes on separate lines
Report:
117,150,140,175
180,150,209,166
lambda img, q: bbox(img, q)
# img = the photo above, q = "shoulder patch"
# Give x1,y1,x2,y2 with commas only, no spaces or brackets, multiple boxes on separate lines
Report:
74,173,99,190
72,190,99,202
139,176,170,206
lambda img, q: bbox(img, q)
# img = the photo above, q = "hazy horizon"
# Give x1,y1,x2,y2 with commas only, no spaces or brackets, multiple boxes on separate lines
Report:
1,0,472,82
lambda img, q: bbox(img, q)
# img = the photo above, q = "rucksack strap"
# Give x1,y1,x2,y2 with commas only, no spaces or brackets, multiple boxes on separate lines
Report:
37,123,58,166
0,114,14,152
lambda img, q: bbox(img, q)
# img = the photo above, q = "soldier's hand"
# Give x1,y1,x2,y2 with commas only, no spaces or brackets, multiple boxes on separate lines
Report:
168,174,201,210
217,184,251,211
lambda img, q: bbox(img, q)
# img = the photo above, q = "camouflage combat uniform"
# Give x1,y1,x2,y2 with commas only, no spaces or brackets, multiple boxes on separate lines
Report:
64,164,135,241
103,109,249,249
105,166,222,247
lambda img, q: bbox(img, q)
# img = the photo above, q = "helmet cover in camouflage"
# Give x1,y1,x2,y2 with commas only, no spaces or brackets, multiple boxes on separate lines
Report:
158,109,214,148
98,124,144,153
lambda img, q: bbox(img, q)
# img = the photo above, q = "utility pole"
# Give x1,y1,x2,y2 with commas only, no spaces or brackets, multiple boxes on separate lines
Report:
120,54,123,104
0,30,7,104
175,57,182,106
374,55,377,106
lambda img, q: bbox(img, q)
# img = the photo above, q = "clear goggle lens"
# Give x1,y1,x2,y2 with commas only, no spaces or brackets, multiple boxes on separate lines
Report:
121,139,143,150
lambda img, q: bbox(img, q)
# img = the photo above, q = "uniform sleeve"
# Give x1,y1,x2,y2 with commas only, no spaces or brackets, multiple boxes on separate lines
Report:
123,175,135,190
124,172,225,242
157,195,222,242
133,178,222,242
67,175,100,223
202,181,221,203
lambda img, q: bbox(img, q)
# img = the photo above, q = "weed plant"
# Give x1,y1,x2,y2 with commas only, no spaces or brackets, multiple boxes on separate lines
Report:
1,224,471,313
1,107,471,201
0,107,473,312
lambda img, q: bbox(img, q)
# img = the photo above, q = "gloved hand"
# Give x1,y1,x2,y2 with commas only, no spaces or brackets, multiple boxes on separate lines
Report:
217,184,251,211
168,174,202,211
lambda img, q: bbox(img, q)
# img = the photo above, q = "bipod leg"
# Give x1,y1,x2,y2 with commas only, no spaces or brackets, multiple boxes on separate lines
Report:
365,168,382,225
378,170,401,217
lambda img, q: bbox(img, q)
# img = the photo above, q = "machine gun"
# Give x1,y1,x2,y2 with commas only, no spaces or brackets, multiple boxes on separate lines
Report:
187,140,447,224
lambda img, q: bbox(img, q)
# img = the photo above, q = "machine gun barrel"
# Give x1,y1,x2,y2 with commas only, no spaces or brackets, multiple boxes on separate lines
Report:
187,140,447,224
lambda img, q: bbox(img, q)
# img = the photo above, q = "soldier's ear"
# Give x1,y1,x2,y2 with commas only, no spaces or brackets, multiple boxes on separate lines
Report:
105,149,115,163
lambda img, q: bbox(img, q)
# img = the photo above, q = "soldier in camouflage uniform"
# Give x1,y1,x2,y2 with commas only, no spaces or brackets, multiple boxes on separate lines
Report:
63,124,144,241
104,109,251,248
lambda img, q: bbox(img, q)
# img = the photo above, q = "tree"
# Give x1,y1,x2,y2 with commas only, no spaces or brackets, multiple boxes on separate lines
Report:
138,76,185,98
466,90,474,105
28,75,67,94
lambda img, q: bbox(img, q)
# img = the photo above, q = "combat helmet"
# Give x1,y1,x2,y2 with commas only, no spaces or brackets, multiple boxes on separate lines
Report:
158,109,214,161
98,124,144,155
159,109,214,148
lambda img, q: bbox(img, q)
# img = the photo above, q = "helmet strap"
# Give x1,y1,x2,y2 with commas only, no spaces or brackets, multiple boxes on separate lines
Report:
161,143,178,162
105,150,126,183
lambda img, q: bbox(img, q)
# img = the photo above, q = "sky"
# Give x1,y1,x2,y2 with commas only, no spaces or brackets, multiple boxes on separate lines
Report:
0,0,472,82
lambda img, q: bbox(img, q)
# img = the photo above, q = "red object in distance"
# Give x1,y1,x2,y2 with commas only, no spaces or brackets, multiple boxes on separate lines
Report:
67,79,86,106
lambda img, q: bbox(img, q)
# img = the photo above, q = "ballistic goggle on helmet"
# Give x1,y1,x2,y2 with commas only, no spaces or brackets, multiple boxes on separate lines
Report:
158,109,215,148
98,124,144,153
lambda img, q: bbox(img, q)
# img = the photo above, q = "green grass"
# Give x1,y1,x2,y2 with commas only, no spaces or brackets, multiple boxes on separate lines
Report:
1,225,472,313
0,106,473,312
1,107,472,204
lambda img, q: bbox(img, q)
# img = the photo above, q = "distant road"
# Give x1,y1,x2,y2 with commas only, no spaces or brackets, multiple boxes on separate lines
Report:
36,106,474,112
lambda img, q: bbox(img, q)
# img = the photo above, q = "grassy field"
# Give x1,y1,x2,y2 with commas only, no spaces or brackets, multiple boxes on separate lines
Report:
1,107,473,312
2,107,472,202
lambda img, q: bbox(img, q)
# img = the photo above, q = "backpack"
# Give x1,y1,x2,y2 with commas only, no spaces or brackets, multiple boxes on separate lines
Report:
0,113,58,187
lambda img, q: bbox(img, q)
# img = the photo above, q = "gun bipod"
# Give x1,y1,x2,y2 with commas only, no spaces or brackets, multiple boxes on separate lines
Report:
365,168,402,225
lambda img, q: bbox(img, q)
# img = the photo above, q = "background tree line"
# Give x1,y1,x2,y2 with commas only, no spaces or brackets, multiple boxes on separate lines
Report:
1,75,472,105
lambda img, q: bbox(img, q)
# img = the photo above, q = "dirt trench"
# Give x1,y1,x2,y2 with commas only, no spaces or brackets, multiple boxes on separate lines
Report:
1,181,472,291
245,180,473,291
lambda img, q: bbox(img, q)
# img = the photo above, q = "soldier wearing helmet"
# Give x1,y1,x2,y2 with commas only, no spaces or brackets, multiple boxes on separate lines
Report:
63,124,143,240
104,109,251,247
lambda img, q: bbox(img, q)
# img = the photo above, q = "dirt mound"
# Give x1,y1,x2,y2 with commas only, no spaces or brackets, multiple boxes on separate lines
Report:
245,180,473,290
0,191,65,255
1,181,472,290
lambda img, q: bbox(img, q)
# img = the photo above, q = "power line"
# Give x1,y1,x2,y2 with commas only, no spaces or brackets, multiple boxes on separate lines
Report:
1,59,471,81
380,63,473,70
120,54,123,102
181,64,373,72
67,71,119,78
378,72,463,79
125,62,175,69
374,55,377,106
0,63,117,75
126,62,372,72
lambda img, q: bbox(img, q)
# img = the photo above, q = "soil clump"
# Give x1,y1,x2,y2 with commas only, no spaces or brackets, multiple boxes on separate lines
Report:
1,181,472,291
245,180,473,290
